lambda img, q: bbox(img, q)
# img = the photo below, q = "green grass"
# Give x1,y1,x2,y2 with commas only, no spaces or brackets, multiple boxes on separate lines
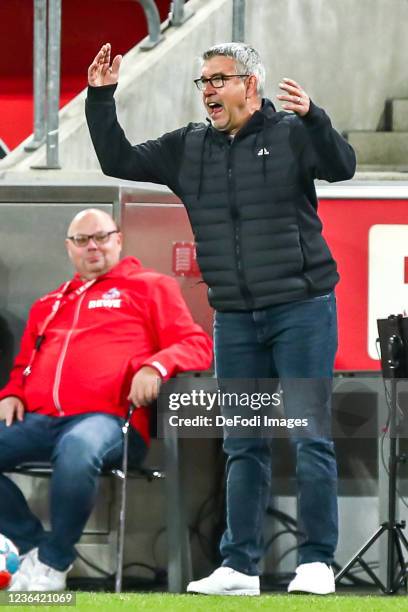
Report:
2,592,408,612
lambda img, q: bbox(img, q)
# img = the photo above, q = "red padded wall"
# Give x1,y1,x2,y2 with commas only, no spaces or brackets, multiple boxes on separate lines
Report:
1,0,171,150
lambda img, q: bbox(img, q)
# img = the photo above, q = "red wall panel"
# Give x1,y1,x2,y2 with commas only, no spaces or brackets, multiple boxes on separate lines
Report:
1,0,171,149
320,198,408,371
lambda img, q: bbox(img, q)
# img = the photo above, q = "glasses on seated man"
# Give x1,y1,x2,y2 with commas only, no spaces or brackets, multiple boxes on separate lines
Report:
67,230,119,247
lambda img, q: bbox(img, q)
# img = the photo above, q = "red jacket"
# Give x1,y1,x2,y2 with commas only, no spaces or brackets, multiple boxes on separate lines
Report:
0,257,213,444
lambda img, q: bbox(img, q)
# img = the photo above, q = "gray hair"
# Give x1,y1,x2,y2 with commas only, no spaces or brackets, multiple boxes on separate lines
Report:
201,43,266,97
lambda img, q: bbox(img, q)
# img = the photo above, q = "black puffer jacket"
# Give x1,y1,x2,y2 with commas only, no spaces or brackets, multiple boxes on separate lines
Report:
86,85,356,311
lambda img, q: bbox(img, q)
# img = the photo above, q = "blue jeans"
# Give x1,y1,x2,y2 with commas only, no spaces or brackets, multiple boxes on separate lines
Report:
0,412,147,571
214,292,338,575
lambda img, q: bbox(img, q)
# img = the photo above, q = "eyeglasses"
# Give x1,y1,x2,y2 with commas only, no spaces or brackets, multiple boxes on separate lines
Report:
193,74,249,91
67,230,119,247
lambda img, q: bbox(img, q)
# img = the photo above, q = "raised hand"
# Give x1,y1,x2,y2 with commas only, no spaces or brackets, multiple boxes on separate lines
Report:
276,77,310,117
88,43,122,87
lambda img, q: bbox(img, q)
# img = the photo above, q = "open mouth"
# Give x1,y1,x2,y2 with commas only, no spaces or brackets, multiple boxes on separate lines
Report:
207,102,224,118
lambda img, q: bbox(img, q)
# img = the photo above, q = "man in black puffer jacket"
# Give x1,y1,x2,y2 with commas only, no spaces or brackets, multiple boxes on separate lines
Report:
86,42,356,596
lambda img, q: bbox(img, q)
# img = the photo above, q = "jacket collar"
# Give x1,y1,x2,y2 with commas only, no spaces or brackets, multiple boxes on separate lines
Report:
207,98,286,142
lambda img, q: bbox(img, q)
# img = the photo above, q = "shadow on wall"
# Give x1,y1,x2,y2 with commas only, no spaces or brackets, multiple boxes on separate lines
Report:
0,259,24,388
0,311,15,389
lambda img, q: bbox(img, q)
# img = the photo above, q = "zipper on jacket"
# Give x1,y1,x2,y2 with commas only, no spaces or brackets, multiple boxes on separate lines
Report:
227,143,254,308
52,292,87,415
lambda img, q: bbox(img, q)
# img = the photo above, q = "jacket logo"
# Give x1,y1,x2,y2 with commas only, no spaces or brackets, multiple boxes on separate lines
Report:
257,147,270,156
102,287,121,299
88,299,121,309
88,287,122,309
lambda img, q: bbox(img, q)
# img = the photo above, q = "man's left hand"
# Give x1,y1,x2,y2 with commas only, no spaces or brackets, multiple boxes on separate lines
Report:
127,366,162,407
277,77,310,117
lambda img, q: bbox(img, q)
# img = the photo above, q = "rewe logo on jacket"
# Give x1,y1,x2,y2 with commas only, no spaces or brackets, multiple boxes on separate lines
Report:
88,287,122,309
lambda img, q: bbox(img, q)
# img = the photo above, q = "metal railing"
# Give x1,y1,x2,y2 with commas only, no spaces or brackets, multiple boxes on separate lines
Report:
169,0,194,26
232,0,245,42
25,0,197,169
135,0,163,50
25,0,46,154
26,0,62,170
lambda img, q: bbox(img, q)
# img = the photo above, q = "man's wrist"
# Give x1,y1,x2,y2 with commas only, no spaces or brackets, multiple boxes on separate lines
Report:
141,362,167,380
86,83,118,102
0,393,24,404
300,100,328,125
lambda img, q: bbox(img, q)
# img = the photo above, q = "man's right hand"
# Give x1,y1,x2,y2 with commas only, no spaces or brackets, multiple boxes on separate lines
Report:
0,396,25,427
88,43,122,87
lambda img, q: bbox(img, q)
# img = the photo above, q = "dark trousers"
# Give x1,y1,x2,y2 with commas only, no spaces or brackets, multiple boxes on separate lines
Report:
0,412,147,570
214,292,338,575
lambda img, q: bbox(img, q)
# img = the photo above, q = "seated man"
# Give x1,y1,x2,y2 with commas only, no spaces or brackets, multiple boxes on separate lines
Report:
0,208,213,592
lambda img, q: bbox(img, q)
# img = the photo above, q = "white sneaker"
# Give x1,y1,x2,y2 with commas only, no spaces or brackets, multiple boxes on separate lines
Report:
8,549,38,591
187,566,260,596
288,562,335,594
28,557,72,591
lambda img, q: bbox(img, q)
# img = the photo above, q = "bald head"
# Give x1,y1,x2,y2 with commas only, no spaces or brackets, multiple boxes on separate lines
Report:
65,208,122,280
67,208,118,236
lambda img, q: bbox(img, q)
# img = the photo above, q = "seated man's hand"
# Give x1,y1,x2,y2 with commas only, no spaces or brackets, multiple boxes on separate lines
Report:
127,366,162,407
0,396,25,427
